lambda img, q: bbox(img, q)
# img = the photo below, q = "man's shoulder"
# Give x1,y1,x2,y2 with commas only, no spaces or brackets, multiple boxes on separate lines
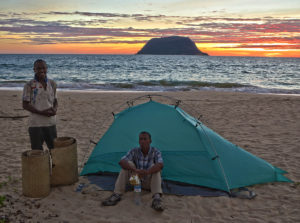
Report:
129,147,140,153
151,147,161,153
48,79,57,87
48,79,56,83
25,79,35,85
23,79,36,89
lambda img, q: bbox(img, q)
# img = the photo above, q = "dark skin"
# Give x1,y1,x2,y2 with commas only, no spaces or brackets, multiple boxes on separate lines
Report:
119,133,163,178
22,61,58,117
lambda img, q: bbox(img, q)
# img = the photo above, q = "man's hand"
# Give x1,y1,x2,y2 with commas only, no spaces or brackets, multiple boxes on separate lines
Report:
134,169,149,178
40,107,56,117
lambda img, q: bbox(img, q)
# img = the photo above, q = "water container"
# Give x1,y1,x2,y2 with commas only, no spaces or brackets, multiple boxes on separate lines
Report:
133,183,142,206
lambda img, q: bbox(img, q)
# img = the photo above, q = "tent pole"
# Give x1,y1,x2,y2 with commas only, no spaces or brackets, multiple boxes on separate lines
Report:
198,123,231,193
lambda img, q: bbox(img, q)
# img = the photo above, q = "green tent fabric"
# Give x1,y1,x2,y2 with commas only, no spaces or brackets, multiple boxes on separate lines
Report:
81,100,292,192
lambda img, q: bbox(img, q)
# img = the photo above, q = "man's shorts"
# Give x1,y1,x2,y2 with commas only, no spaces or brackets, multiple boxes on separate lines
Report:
28,125,57,150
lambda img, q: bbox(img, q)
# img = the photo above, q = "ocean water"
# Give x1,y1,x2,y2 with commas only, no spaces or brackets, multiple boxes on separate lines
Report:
0,54,299,94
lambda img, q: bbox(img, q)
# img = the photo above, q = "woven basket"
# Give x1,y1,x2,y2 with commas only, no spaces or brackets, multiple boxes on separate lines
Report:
22,150,50,198
50,137,78,186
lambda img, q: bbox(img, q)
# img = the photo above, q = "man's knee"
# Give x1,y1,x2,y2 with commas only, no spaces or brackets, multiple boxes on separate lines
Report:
127,161,136,169
118,161,136,175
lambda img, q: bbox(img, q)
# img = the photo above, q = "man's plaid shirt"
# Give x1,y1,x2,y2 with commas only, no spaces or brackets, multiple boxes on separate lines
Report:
121,146,163,170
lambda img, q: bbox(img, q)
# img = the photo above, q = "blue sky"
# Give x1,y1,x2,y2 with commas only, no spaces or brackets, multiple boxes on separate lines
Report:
2,0,300,16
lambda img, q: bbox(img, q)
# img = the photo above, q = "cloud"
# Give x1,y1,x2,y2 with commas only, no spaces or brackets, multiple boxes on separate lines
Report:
46,11,132,18
45,11,169,22
0,10,299,49
24,37,147,45
0,25,153,37
180,18,300,34
219,43,300,50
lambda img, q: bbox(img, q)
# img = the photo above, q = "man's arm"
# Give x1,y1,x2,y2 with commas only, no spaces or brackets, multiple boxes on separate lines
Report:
22,101,55,117
119,159,137,172
53,98,58,113
146,163,163,175
145,149,164,175
51,80,58,113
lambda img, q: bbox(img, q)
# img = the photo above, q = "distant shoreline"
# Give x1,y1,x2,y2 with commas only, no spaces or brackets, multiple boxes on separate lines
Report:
2,88,299,97
0,53,299,58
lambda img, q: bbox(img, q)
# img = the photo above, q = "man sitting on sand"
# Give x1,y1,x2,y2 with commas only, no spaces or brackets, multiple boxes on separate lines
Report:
102,131,164,211
22,59,58,150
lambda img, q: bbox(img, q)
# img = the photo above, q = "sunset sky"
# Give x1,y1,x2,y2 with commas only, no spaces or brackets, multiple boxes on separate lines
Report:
0,0,299,57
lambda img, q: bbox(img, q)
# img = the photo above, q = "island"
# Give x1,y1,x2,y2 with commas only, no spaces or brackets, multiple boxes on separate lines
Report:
137,36,208,56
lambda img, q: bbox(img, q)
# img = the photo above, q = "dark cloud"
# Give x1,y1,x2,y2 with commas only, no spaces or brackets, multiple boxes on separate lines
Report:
133,14,167,21
230,22,300,33
0,18,65,27
46,11,131,18
220,43,300,50
25,37,147,45
0,25,152,37
193,36,300,45
45,11,169,22
176,16,264,25
180,19,300,34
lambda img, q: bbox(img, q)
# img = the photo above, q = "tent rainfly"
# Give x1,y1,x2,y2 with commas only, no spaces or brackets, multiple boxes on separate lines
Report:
81,100,292,192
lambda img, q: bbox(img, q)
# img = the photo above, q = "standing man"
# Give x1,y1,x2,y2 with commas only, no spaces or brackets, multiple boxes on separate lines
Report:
102,131,164,211
22,59,58,150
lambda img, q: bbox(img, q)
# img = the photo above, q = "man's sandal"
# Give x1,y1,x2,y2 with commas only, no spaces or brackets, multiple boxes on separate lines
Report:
151,198,164,211
102,193,121,206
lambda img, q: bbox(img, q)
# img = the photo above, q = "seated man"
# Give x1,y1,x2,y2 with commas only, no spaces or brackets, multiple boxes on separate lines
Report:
102,131,164,211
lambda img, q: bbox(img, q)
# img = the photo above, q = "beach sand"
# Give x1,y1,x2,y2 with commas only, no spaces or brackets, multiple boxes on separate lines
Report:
0,90,299,223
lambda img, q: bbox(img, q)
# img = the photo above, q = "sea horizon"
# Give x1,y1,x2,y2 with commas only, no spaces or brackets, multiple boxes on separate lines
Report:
1,53,299,58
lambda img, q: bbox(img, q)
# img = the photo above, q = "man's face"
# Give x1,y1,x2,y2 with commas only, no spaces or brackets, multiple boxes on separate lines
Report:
34,62,47,81
139,133,151,149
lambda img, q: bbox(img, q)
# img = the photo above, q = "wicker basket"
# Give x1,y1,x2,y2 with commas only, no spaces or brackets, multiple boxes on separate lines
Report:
50,137,78,186
22,150,51,198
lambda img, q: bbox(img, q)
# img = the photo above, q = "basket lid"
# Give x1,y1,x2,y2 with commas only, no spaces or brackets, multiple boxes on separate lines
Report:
54,137,75,148
23,150,47,157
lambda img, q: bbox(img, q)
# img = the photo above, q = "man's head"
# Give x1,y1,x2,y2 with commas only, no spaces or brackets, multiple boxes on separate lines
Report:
139,131,152,150
33,59,47,81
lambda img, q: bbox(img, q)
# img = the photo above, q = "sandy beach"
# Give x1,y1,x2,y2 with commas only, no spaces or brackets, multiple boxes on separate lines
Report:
0,90,299,223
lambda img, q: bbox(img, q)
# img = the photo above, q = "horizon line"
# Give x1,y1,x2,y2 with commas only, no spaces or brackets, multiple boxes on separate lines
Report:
0,53,299,58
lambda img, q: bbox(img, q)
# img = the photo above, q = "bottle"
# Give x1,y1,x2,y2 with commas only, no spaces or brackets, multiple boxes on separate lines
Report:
133,176,141,206
133,183,141,205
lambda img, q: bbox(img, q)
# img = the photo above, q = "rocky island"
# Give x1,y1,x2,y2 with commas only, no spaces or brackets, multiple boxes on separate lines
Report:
137,36,208,56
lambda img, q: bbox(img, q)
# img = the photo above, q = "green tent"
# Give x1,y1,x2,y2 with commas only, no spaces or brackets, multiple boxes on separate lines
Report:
81,100,292,192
